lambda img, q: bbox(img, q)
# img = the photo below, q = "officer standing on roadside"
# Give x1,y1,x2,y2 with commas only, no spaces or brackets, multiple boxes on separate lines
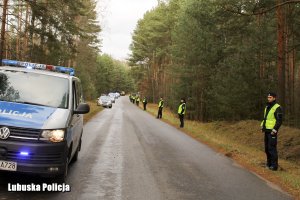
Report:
129,94,132,102
143,97,148,110
157,97,164,119
136,96,140,106
261,92,283,171
178,98,186,128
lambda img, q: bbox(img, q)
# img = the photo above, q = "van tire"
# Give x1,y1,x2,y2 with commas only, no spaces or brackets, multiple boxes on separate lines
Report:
56,157,69,183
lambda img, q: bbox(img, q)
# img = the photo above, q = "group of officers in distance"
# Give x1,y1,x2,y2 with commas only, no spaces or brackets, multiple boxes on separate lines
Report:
129,92,283,172
129,93,187,128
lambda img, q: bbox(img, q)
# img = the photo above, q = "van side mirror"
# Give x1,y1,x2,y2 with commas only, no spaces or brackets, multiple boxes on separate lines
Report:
74,103,90,114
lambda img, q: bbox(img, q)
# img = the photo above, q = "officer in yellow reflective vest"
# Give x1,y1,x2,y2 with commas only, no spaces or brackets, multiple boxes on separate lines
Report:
129,94,132,102
157,97,164,119
178,98,186,128
136,96,140,106
143,97,147,110
261,92,283,171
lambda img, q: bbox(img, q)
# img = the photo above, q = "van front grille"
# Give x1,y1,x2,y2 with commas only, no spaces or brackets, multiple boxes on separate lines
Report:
0,126,41,141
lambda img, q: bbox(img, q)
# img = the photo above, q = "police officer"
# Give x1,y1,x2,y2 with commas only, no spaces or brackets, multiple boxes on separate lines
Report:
136,96,140,106
143,97,148,110
129,94,132,102
157,97,164,119
132,95,136,104
178,98,186,128
261,92,283,171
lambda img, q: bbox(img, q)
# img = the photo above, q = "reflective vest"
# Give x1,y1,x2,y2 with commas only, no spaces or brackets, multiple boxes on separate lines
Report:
158,100,164,108
137,97,140,102
178,103,186,115
261,103,280,129
143,98,146,103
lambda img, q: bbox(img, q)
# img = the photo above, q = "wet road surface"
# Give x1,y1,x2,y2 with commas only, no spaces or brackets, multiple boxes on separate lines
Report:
0,97,292,200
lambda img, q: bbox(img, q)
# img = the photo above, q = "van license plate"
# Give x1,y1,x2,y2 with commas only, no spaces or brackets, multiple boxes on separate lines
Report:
0,160,17,171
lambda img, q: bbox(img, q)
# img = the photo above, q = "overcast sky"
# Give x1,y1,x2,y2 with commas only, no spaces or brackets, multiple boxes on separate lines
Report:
96,0,158,61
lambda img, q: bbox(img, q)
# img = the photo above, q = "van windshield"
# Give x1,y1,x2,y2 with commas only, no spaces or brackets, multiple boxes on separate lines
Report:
0,70,69,109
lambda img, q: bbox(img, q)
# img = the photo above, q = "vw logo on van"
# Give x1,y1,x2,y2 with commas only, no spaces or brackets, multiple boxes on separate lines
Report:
0,127,10,140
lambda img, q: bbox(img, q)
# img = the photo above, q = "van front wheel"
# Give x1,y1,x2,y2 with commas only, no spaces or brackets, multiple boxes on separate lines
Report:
56,157,69,183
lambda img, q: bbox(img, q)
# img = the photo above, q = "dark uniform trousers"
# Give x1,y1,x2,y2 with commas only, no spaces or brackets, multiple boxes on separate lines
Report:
157,107,163,118
143,103,147,110
264,131,278,168
179,114,184,127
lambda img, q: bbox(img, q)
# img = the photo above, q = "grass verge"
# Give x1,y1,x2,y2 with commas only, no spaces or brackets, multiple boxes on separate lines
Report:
83,101,103,124
140,103,300,199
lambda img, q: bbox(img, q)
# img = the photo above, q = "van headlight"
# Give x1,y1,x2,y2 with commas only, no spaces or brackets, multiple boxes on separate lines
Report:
41,130,65,142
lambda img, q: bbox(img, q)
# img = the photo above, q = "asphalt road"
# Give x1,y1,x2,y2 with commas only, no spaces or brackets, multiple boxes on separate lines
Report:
0,97,292,200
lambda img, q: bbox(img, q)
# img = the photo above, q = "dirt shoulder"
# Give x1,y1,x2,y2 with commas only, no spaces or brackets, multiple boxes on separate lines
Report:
83,101,103,124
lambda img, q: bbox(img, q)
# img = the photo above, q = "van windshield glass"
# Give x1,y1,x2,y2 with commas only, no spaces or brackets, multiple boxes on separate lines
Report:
0,70,69,109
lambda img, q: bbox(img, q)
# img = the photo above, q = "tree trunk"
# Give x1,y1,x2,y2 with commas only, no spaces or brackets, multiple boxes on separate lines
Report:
0,0,9,63
24,3,30,60
29,4,36,62
276,0,285,108
5,7,9,59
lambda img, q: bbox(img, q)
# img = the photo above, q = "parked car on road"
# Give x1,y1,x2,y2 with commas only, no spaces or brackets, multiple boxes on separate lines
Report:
108,94,116,103
115,92,120,98
108,93,116,103
97,96,112,108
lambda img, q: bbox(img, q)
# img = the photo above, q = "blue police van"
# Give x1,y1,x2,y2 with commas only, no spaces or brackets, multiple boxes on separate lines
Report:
0,59,90,182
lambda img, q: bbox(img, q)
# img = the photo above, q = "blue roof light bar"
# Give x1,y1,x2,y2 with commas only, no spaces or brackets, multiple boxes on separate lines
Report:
1,59,75,76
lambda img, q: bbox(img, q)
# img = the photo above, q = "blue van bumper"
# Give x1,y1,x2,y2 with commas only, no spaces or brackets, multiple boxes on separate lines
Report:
0,140,68,175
